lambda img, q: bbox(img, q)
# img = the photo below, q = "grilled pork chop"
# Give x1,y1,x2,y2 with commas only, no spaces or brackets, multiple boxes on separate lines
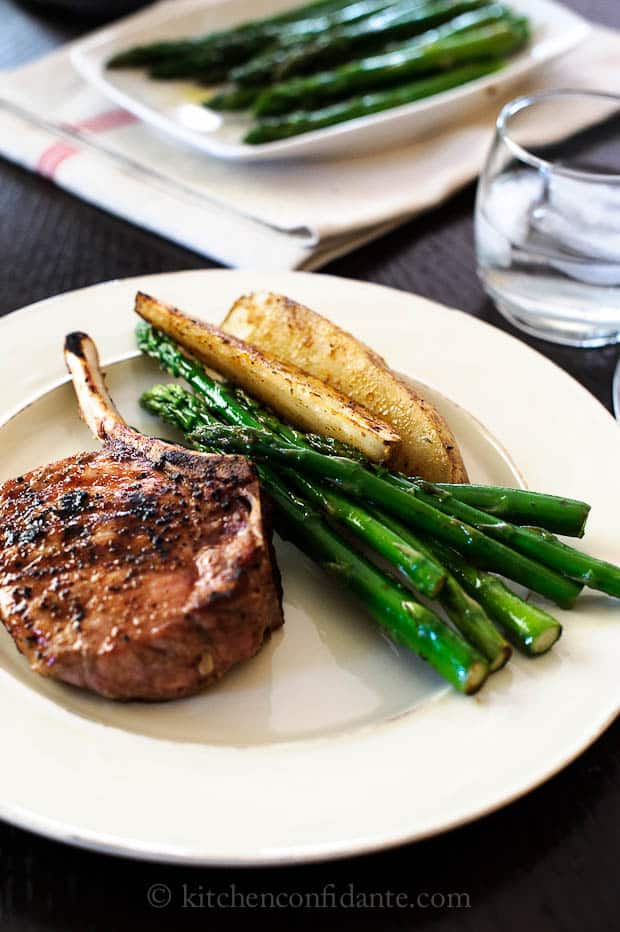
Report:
0,333,283,700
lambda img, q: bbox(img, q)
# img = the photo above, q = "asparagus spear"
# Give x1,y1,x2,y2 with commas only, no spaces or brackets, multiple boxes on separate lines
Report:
245,60,499,142
108,40,197,70
188,424,581,608
107,0,358,68
136,324,582,607
229,384,591,540
386,475,620,598
268,0,397,40
144,382,446,599
279,0,502,77
141,385,489,693
233,0,495,85
139,378,559,648
428,541,562,655
267,479,489,695
124,34,267,82
435,484,589,537
227,368,612,600
376,511,511,670
207,86,264,111
137,320,269,430
255,14,529,115
224,392,589,539
137,323,386,461
116,0,395,80
148,56,238,83
232,384,371,458
281,467,447,597
138,323,613,606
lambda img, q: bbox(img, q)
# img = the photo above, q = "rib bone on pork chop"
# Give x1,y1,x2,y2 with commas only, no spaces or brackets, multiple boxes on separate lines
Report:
0,333,283,700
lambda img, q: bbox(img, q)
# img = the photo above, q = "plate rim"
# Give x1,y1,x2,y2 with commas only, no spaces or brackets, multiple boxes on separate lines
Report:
0,268,618,867
0,702,617,867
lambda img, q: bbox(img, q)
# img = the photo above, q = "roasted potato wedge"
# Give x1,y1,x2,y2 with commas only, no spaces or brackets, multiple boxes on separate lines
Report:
221,291,468,482
135,292,400,464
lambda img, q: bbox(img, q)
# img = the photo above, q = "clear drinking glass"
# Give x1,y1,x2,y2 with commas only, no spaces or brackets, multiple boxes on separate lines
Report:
475,90,620,347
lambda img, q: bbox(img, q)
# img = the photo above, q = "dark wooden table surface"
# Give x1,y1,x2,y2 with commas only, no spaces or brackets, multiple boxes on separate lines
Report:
1,1,619,930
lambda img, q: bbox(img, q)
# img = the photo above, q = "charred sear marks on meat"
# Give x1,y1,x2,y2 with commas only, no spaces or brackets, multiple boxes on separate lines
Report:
0,445,283,699
0,333,283,700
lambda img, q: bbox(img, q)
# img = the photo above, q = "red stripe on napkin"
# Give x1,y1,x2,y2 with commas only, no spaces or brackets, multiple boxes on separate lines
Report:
36,108,138,178
70,108,139,133
36,141,79,178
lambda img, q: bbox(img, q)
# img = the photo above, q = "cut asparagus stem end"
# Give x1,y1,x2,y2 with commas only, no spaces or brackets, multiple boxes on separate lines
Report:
530,623,562,656
489,642,512,673
464,660,490,695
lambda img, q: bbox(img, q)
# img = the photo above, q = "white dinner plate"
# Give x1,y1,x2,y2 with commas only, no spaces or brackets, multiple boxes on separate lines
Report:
0,270,618,865
70,0,590,161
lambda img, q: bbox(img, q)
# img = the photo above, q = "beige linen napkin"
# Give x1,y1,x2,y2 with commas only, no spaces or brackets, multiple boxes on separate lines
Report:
0,11,618,269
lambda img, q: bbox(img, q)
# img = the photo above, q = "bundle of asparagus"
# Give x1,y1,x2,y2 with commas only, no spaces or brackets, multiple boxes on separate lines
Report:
136,323,620,696
107,0,530,143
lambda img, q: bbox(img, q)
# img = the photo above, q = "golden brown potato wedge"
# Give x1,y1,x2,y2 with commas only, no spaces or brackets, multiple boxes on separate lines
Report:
221,291,468,482
135,292,400,464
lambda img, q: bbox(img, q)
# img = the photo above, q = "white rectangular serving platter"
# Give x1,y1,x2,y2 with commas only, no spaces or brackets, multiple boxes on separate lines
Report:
71,0,590,162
